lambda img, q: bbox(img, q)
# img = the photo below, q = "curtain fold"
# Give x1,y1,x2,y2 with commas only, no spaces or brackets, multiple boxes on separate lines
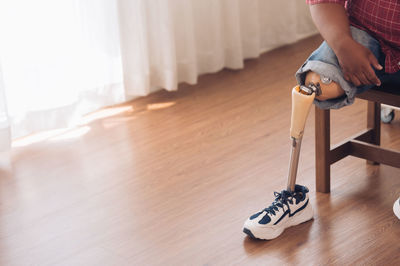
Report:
119,0,317,96
0,0,125,138
0,62,11,167
0,0,317,163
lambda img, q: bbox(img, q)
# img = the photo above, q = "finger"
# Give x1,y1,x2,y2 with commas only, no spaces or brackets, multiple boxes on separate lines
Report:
364,67,381,86
343,73,351,82
350,75,361,87
357,72,370,86
342,69,353,83
368,53,383,70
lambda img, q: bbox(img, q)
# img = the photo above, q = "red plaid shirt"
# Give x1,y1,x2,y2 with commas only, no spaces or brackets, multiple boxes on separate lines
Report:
306,0,400,73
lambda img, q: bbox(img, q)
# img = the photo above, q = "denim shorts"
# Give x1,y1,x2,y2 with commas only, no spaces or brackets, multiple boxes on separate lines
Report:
296,26,400,109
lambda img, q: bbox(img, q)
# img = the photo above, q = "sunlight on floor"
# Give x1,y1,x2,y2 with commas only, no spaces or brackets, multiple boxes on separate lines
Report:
101,116,137,129
13,128,71,147
49,126,91,142
147,102,175,110
80,106,134,125
11,101,176,147
11,106,134,147
12,126,91,147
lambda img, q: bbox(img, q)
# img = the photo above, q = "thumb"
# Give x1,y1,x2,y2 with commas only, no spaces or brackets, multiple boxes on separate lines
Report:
368,53,383,70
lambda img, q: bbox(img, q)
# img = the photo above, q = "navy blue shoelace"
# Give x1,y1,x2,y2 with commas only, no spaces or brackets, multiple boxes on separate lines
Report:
263,191,302,216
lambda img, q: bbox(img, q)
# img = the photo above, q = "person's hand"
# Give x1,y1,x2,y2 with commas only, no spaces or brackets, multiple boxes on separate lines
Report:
335,38,382,87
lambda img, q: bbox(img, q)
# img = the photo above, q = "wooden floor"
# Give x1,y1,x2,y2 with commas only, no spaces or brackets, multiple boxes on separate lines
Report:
1,35,400,266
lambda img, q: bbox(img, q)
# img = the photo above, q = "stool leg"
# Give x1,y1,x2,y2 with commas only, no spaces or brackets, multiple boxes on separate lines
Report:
315,106,331,193
367,101,381,165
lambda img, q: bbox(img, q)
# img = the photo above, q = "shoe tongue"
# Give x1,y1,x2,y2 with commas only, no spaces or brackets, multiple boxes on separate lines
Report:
294,184,307,193
281,190,293,198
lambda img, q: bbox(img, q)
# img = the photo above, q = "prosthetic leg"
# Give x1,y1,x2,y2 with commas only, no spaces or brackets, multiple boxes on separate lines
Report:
286,85,316,192
243,72,344,240
286,72,343,192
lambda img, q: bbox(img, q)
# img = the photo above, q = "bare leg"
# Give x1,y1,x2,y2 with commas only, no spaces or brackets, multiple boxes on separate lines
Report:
306,72,345,101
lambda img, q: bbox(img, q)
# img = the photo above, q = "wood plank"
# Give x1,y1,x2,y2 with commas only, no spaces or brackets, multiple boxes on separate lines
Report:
328,129,373,165
354,128,374,143
1,34,400,266
315,107,331,193
357,89,400,107
366,101,381,165
327,123,382,167
329,141,351,165
349,140,400,168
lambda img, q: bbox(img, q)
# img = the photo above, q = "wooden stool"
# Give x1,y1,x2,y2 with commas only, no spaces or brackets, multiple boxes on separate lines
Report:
315,83,400,193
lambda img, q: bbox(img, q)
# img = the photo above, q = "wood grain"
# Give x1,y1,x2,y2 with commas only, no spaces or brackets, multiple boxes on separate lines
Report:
1,34,400,265
367,101,381,165
315,107,331,193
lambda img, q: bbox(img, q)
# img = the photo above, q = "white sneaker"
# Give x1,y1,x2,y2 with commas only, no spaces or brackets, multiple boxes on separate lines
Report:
243,184,313,240
394,197,400,220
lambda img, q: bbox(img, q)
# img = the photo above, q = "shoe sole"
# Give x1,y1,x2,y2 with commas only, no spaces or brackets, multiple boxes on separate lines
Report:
243,204,313,240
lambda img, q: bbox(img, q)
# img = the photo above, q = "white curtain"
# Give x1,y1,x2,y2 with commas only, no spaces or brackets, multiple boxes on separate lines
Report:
0,0,316,163
0,62,11,167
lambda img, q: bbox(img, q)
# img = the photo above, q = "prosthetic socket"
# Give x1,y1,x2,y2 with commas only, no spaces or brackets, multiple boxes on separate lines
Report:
286,84,318,192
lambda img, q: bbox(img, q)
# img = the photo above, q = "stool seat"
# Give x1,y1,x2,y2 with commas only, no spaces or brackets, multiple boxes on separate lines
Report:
315,84,400,193
357,84,400,108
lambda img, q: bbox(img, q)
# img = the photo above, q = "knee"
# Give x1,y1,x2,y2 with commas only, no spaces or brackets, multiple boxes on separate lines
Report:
305,71,345,101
